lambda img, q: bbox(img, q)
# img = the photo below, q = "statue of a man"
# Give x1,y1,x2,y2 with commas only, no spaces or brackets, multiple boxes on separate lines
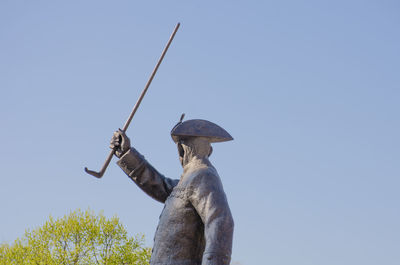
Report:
110,117,234,265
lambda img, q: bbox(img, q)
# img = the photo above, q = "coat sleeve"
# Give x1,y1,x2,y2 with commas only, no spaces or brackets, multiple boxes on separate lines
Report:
117,148,179,203
188,169,234,265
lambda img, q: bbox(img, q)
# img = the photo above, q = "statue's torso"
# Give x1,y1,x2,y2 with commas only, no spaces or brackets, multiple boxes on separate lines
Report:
117,149,233,265
150,167,211,265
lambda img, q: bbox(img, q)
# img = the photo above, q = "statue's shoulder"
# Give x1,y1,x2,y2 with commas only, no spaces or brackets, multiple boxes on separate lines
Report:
184,165,222,192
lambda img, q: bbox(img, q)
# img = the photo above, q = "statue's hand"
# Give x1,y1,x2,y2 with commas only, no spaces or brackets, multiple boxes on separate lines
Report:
110,129,131,158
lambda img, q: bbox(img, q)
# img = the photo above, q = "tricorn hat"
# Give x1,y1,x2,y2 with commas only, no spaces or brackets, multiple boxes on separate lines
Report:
170,114,233,143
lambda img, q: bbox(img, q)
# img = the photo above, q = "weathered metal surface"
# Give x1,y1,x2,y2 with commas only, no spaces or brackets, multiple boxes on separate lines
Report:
171,118,234,143
111,121,234,265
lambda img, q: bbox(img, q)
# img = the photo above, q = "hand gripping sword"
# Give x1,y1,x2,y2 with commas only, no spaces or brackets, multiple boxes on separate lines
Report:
84,23,180,178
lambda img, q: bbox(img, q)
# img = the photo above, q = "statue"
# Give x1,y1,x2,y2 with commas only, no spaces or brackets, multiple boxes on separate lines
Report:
110,116,234,265
83,23,233,264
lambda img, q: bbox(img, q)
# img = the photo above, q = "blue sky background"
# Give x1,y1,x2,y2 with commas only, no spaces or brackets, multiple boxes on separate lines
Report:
1,1,399,264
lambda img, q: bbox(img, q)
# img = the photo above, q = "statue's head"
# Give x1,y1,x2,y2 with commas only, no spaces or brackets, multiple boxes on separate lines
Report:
170,114,233,167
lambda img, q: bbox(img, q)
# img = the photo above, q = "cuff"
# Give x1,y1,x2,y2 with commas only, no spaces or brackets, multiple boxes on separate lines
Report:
202,252,231,265
116,148,146,177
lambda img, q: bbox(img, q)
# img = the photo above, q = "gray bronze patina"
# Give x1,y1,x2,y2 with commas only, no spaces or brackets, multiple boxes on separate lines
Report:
110,117,234,265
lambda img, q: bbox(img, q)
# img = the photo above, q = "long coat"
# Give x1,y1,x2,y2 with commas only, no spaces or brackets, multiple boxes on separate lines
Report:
117,148,234,265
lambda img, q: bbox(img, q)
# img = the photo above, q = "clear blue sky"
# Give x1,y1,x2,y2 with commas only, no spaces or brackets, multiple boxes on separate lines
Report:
1,1,399,264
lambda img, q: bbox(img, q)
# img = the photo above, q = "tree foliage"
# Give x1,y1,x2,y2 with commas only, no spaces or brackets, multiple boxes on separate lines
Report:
0,209,151,265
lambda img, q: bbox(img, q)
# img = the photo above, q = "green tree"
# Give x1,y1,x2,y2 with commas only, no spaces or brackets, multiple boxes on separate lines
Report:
0,209,151,265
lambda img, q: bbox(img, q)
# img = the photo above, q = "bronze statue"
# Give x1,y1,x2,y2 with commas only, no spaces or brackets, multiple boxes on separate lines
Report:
110,115,234,265
83,23,233,264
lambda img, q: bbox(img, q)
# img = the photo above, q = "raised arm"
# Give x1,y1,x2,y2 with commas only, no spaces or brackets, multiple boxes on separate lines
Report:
111,130,179,203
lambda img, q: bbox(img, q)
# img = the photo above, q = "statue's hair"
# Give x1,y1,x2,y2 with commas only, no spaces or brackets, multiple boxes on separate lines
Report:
180,137,212,166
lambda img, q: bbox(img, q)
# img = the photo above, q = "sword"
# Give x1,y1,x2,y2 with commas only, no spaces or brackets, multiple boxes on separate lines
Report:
84,23,180,178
